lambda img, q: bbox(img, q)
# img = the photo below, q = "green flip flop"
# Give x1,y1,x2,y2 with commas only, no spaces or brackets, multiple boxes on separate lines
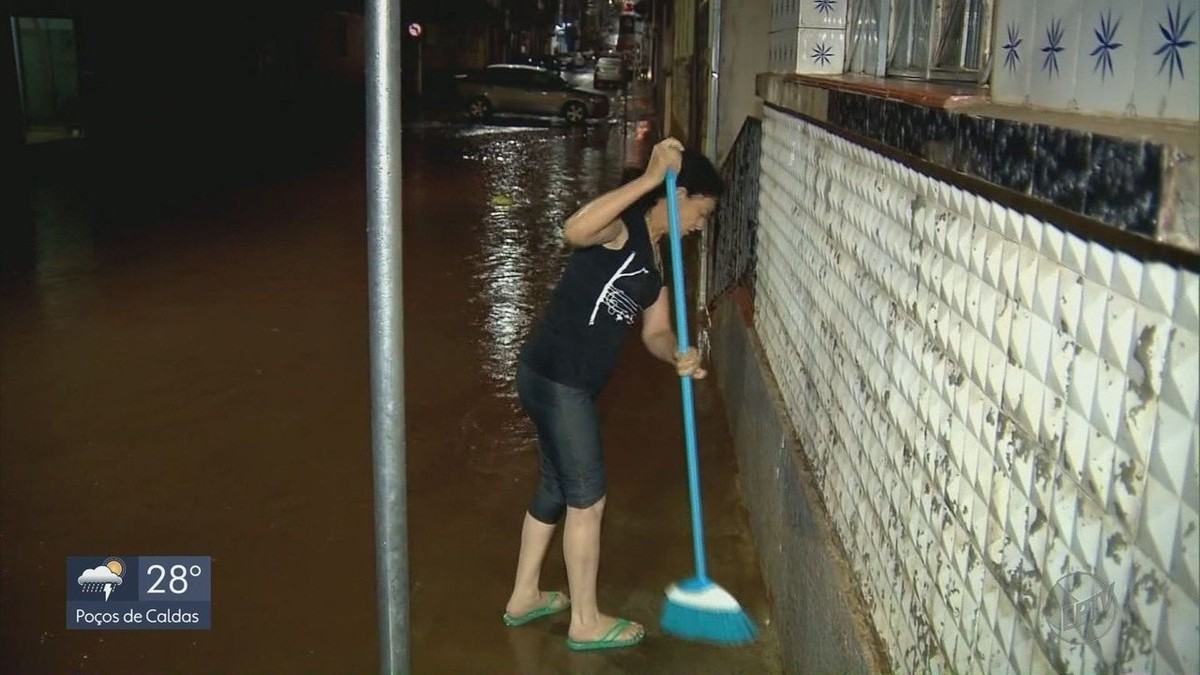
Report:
502,591,570,627
565,618,645,652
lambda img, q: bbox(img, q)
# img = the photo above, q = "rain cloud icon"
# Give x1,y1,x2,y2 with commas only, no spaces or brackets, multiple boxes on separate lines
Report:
77,557,125,601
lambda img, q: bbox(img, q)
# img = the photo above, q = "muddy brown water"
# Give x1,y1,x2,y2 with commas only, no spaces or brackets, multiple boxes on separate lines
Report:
1,120,782,673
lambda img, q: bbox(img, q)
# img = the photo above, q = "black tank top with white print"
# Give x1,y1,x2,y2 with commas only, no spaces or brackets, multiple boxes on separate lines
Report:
519,206,664,395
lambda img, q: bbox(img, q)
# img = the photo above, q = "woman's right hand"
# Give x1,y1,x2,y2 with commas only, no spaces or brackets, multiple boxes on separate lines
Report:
643,137,684,183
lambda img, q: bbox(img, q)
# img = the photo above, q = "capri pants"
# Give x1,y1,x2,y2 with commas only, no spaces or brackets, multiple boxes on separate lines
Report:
515,361,606,524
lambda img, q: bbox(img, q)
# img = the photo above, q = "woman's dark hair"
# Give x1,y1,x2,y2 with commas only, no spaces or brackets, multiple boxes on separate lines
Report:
675,148,725,198
623,147,725,214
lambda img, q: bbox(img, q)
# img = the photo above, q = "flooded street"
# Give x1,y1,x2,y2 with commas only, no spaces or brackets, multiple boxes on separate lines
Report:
1,114,781,672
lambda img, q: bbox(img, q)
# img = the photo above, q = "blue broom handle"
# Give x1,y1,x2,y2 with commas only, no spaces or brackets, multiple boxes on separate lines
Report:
664,170,708,583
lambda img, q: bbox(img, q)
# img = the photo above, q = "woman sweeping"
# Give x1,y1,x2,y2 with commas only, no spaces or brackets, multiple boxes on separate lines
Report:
501,137,724,651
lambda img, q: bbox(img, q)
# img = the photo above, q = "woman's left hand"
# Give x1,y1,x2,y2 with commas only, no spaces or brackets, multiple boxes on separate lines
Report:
674,347,708,379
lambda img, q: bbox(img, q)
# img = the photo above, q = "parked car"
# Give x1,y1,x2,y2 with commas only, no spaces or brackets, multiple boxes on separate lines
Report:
504,55,562,72
592,56,630,90
454,64,610,124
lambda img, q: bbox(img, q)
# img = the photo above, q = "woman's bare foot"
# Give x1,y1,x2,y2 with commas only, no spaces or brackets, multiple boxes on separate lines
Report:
504,590,569,622
567,613,644,644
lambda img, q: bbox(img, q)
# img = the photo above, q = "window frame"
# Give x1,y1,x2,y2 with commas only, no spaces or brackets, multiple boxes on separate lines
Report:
846,0,993,84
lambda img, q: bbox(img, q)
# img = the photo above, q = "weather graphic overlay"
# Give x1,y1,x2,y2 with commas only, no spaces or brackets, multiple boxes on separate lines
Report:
77,557,126,601
66,556,211,630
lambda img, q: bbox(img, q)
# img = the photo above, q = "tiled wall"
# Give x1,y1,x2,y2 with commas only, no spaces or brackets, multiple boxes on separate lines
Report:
769,0,847,73
756,106,1199,673
822,88,1174,241
993,0,1200,121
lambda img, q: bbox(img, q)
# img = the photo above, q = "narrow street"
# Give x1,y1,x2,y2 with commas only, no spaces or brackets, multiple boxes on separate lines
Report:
1,96,782,672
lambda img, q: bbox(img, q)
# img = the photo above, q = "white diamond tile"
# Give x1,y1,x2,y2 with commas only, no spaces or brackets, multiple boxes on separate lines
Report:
988,601,1018,671
1161,327,1200,418
1040,391,1068,449
1002,362,1024,415
1084,430,1118,509
968,193,987,233
1060,413,1090,488
1008,621,1039,674
1170,503,1199,600
978,284,1002,342
1029,647,1059,675
962,325,983,383
1174,272,1199,329
1061,232,1089,275
945,216,965,260
1111,250,1144,302
1026,316,1054,382
1131,309,1172,398
1000,207,1023,243
1137,476,1182,576
951,266,971,317
1044,509,1075,581
955,226,974,272
1157,578,1200,674
1085,240,1115,286
1016,248,1039,310
1140,262,1179,317
1184,429,1199,513
1077,281,1110,355
1009,306,1033,373
1058,269,1084,338
1033,257,1061,324
1019,373,1046,438
1021,214,1044,251
1090,359,1125,442
980,348,1003,408
1151,403,1196,496
989,474,1013,536
1119,592,1160,675
1099,293,1137,372
1118,384,1158,470
1073,489,1106,564
1041,224,1065,264
1111,443,1147,538
1000,241,1022,299
983,232,1006,291
1096,520,1135,606
969,234,988,279
1067,348,1100,418
1046,330,1074,399
953,631,978,674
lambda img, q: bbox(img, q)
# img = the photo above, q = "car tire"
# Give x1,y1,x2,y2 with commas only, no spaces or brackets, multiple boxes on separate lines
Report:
562,101,588,125
467,97,492,121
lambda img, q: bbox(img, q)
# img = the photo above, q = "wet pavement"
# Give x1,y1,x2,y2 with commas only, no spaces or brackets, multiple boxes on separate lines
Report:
1,93,781,673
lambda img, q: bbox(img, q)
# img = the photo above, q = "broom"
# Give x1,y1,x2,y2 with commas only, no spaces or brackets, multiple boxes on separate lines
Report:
658,168,757,645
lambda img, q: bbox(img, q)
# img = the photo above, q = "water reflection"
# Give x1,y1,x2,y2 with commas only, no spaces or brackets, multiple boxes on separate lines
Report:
463,126,624,391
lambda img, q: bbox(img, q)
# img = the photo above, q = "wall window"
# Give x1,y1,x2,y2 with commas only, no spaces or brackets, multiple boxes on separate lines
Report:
847,0,992,82
846,0,885,76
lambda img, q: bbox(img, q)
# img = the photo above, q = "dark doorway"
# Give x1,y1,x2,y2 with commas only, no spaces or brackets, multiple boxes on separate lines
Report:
11,16,84,144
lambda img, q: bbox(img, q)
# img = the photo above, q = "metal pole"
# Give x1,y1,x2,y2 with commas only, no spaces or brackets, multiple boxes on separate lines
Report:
366,0,409,672
696,0,720,312
703,0,720,162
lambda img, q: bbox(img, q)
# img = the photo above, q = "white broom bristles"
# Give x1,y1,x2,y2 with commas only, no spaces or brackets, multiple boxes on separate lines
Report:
665,581,744,612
